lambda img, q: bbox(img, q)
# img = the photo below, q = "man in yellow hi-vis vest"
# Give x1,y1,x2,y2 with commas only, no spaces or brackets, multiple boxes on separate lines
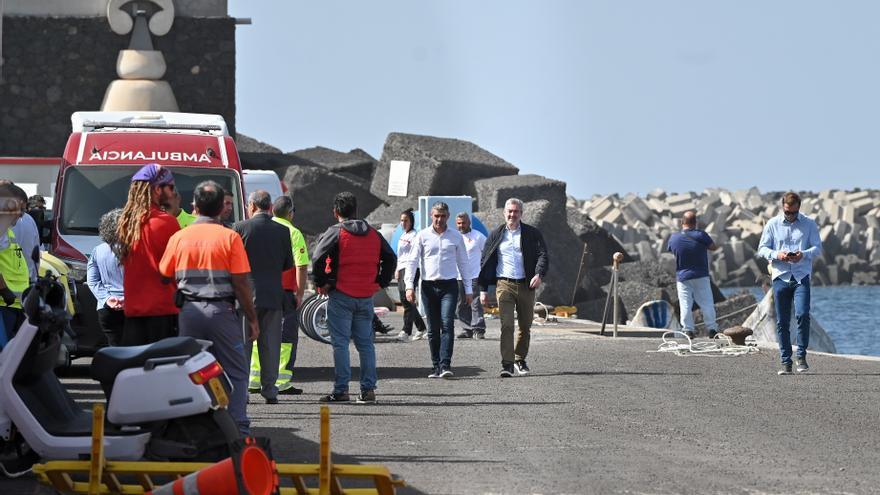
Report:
0,184,30,349
249,195,310,394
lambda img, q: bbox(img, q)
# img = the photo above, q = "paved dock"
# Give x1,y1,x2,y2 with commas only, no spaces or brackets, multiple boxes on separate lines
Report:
7,314,880,494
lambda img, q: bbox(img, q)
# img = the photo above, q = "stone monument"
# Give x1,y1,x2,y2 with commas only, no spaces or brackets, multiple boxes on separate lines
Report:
101,0,179,111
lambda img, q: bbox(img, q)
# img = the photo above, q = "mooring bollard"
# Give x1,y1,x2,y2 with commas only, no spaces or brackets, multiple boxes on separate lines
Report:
612,252,623,338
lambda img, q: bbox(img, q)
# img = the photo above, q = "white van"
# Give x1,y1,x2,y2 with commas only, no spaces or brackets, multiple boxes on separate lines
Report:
242,169,285,203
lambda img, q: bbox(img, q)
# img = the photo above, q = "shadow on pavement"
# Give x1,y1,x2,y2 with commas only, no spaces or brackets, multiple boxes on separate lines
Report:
292,366,487,381
550,370,701,377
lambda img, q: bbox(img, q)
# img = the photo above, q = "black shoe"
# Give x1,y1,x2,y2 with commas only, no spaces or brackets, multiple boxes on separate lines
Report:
685,331,696,340
279,386,304,395
473,331,486,340
795,357,810,373
500,364,515,378
708,330,719,339
319,392,350,402
356,390,376,404
265,397,279,404
778,362,793,375
439,367,454,378
456,330,473,339
514,360,531,376
428,367,441,378
373,319,394,334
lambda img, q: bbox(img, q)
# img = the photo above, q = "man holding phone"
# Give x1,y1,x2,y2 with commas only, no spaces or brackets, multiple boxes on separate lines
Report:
757,192,822,375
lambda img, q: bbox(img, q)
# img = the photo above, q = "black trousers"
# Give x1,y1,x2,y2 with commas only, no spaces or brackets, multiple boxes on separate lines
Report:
121,314,178,346
97,306,126,346
397,268,426,334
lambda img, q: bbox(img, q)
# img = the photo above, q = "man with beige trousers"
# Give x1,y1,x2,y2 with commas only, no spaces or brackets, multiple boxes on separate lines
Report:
478,198,549,378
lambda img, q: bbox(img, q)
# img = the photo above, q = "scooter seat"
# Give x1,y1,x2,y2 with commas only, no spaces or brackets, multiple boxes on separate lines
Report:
91,337,204,393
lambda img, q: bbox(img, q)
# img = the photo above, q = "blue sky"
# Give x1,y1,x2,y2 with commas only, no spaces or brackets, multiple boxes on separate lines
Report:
229,1,880,199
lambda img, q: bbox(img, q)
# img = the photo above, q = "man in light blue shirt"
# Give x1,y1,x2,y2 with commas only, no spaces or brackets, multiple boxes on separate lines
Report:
757,192,822,375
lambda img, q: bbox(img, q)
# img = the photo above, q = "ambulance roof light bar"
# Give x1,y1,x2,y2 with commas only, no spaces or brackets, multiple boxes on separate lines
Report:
71,111,229,136
83,121,223,132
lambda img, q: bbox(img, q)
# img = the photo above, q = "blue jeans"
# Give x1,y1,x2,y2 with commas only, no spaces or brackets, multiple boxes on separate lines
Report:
421,279,458,369
327,291,377,394
0,307,23,350
675,276,717,332
773,275,811,364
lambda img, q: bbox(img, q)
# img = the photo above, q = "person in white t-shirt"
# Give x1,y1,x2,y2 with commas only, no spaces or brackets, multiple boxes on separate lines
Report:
454,212,487,339
395,208,427,342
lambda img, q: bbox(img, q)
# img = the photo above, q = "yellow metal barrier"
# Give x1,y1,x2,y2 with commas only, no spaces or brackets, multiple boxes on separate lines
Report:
34,405,404,494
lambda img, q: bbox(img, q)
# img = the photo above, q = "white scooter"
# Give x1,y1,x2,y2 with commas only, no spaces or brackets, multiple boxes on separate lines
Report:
0,277,239,477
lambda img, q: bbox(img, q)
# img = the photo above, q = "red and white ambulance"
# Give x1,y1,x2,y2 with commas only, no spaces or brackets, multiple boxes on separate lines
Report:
51,111,246,356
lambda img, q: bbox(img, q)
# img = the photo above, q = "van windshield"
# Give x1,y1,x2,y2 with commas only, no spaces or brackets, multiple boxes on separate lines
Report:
58,166,242,235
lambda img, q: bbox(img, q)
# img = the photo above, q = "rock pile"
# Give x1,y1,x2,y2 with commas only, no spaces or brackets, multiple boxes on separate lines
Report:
579,187,880,286
236,129,867,330
238,131,628,307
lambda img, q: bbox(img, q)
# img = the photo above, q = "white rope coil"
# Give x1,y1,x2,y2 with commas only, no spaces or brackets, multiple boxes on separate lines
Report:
533,301,557,326
651,331,760,357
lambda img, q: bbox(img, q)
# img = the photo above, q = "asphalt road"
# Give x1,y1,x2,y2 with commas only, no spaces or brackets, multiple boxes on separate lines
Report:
5,314,880,494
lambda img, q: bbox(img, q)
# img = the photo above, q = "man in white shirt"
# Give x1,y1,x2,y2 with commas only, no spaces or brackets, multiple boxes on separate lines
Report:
406,202,472,379
454,212,487,339
478,198,549,377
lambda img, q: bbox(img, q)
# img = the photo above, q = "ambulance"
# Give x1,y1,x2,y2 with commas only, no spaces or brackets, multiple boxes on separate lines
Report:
50,111,246,357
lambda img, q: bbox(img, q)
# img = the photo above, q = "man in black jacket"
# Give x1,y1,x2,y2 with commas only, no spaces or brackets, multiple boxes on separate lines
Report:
478,198,549,377
234,190,293,404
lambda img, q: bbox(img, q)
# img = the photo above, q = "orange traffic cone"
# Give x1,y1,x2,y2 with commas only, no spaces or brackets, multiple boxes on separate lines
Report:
148,438,278,495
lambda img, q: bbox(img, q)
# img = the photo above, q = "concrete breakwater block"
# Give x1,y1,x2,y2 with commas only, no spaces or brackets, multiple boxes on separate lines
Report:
370,133,518,202
693,290,758,332
575,296,627,324
290,146,378,183
566,208,632,271
477,200,583,306
472,174,567,213
282,164,384,235
365,198,421,226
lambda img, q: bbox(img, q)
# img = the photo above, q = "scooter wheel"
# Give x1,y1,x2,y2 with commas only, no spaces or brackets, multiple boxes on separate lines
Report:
148,409,239,462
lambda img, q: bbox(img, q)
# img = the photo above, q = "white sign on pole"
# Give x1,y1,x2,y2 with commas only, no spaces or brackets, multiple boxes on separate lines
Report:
387,160,411,197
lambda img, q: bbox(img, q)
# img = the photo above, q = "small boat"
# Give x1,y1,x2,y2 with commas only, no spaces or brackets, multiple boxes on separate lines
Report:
742,290,836,353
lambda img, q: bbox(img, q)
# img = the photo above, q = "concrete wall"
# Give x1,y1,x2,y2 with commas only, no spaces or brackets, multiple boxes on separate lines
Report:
0,15,236,156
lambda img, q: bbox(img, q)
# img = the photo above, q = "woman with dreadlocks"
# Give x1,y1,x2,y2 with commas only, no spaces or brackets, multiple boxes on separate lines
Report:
87,208,125,346
116,163,181,346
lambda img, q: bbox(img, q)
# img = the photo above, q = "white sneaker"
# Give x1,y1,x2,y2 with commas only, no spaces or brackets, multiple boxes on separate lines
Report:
396,330,410,342
412,330,427,340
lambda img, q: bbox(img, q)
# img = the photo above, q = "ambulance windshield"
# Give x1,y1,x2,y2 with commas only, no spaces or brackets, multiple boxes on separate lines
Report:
58,165,242,235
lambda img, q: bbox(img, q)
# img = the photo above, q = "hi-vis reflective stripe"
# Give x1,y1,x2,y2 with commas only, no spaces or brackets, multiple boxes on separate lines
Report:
149,468,202,494
76,131,89,163
217,135,229,167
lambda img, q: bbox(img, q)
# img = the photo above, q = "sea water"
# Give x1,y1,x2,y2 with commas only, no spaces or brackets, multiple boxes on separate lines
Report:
722,286,880,357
